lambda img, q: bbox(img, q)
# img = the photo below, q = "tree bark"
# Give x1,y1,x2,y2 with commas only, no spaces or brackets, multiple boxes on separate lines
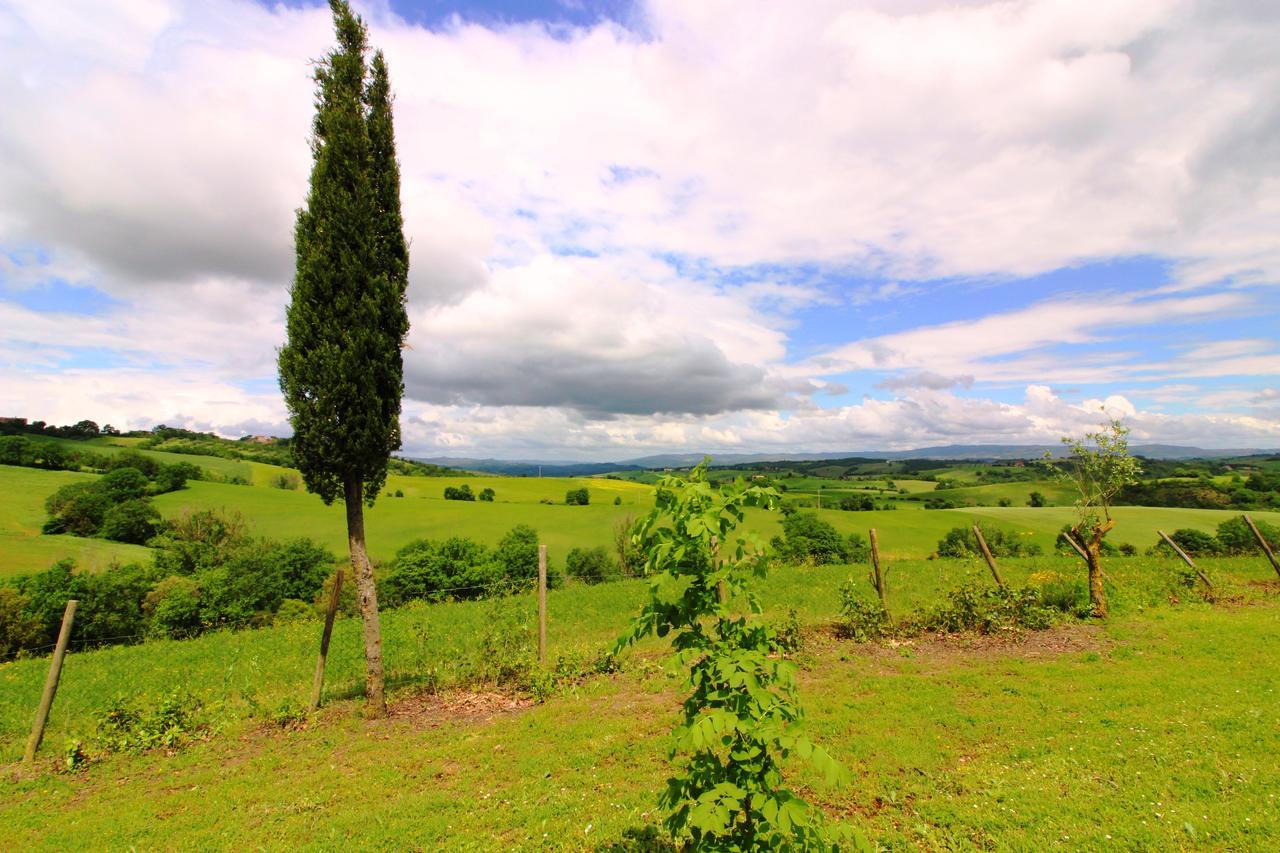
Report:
1077,519,1114,619
345,475,386,717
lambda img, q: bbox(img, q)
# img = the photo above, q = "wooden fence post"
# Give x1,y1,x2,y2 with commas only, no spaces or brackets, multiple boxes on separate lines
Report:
310,569,344,711
1060,531,1090,563
1157,530,1213,595
25,599,77,762
972,524,1004,588
1244,515,1280,579
869,529,888,615
538,544,547,665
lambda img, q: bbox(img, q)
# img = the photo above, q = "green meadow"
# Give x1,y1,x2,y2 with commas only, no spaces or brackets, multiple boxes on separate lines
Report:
5,460,1279,575
2,554,1278,848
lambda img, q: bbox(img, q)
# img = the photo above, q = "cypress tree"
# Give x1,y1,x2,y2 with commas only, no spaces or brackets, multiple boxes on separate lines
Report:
278,0,408,717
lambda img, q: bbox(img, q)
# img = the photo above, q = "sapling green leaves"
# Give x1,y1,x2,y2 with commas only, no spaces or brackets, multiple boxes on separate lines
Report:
618,459,858,849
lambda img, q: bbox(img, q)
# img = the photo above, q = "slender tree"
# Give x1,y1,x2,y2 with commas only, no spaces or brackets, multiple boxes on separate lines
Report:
279,0,408,717
1057,417,1141,618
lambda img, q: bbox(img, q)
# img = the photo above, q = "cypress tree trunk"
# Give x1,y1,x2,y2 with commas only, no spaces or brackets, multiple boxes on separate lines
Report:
344,475,386,716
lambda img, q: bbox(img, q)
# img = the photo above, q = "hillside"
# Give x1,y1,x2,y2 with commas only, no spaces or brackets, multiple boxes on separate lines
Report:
3,556,1280,848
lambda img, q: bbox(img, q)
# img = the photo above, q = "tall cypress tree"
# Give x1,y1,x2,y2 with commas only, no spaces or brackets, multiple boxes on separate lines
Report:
279,0,408,717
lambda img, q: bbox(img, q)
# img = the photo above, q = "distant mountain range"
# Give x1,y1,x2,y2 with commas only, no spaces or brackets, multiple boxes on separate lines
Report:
410,443,1277,476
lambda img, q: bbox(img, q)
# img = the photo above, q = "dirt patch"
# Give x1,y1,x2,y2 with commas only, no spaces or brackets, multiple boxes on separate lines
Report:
823,621,1108,668
386,689,535,728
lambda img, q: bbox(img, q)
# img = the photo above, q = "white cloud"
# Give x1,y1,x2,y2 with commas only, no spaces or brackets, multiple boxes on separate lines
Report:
1,0,1278,454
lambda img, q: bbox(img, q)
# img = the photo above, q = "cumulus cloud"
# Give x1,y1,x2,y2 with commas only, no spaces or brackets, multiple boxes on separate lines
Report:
2,0,1278,453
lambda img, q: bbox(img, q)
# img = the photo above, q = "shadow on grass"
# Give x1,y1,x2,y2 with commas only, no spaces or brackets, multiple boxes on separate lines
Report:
596,824,675,852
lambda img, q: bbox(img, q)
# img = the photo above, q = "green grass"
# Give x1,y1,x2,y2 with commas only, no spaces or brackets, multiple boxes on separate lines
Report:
6,461,1280,575
1,555,1277,848
152,477,655,566
0,466,151,577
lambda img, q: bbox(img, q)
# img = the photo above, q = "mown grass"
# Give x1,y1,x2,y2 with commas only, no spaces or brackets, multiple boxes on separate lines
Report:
1,555,1277,849
0,465,151,577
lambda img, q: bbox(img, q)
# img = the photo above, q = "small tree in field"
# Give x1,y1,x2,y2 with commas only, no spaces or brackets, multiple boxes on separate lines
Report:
1056,418,1140,618
617,460,851,848
278,0,408,716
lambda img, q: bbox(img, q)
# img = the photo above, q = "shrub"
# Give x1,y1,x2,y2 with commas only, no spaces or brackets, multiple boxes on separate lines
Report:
100,498,162,544
103,450,162,479
565,546,617,584
1033,572,1089,616
382,537,502,605
837,581,889,642
43,482,113,536
0,587,44,660
1216,515,1280,555
270,471,301,490
614,514,642,577
270,538,335,602
773,512,848,564
565,487,590,505
143,576,203,639
494,524,542,585
916,584,1057,635
443,484,475,501
152,508,250,576
771,607,804,654
844,532,870,562
94,690,202,754
837,495,876,511
152,462,200,494
274,598,315,624
478,487,495,501
613,495,622,506
1153,528,1221,557
1027,491,1046,507
393,488,405,497
313,570,358,618
936,523,1042,558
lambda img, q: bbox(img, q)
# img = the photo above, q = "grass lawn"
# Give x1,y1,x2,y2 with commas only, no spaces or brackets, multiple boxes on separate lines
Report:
1,553,1277,849
0,465,151,578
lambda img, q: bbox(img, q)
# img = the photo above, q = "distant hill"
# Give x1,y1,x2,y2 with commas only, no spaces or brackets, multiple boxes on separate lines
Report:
410,457,644,478
420,444,1278,474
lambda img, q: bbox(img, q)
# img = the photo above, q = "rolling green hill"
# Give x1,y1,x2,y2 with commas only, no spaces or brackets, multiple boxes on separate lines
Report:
5,459,1280,577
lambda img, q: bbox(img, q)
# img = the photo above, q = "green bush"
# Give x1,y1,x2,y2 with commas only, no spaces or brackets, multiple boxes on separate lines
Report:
382,537,503,605
144,576,203,639
0,587,44,660
43,482,112,536
94,690,202,754
100,498,162,544
566,546,617,584
98,467,151,503
1216,515,1280,555
936,523,1042,558
837,581,889,642
274,598,315,624
772,512,849,564
915,584,1057,635
565,487,590,505
478,487,495,502
1153,528,1221,557
443,484,475,501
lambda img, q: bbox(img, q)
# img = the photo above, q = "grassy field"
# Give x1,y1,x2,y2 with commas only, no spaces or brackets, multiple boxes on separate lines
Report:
0,465,152,576
2,554,1278,848
5,461,1280,576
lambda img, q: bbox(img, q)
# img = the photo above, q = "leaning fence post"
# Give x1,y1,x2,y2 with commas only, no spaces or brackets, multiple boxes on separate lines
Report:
1060,531,1090,563
972,524,1004,588
310,569,344,711
1244,515,1280,579
869,528,888,616
1157,530,1213,595
538,544,547,665
25,599,77,762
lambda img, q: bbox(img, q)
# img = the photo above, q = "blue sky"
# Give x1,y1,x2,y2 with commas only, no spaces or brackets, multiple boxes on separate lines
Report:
1,0,1277,458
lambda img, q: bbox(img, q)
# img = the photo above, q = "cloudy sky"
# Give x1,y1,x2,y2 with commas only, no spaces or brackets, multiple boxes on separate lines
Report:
2,0,1278,460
